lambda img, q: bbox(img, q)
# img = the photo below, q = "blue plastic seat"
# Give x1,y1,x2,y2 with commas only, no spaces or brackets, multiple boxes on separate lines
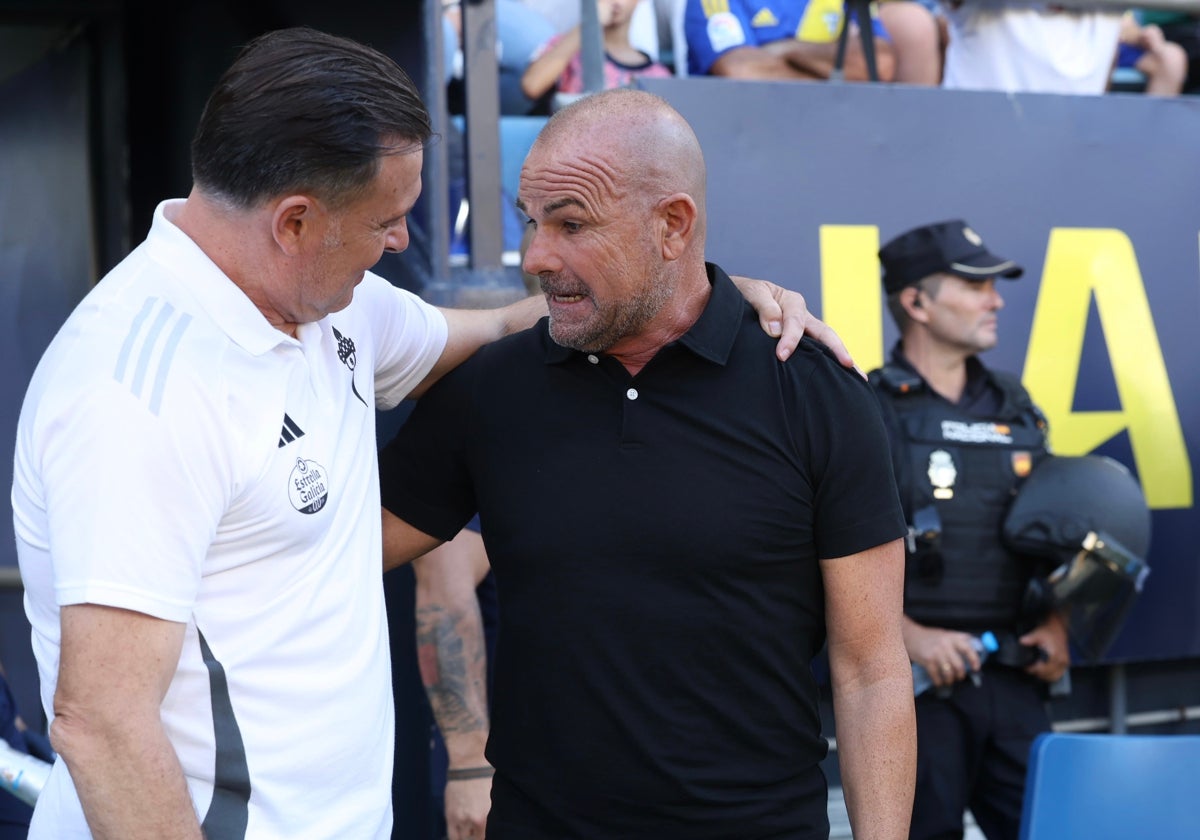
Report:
1020,732,1200,839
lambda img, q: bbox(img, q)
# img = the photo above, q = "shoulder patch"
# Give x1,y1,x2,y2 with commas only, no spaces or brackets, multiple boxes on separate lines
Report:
871,364,924,396
706,11,747,53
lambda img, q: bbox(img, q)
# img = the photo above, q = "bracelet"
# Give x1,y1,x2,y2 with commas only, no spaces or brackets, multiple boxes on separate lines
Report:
447,766,494,781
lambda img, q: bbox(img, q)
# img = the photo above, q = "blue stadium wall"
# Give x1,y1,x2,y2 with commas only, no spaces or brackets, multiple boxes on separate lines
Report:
641,76,1200,665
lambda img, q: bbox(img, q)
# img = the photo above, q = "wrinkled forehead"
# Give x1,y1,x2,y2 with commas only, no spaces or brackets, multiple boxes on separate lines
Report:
517,135,628,217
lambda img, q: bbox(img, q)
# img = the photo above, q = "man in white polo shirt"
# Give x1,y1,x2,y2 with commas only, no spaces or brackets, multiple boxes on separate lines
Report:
11,26,839,840
11,27,534,840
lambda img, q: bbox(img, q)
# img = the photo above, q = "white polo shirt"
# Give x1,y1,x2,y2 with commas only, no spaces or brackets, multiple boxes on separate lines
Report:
13,200,448,838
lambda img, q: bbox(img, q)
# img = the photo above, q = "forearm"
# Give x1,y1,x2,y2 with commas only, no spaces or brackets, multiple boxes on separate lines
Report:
521,30,581,99
832,663,916,840
415,296,546,397
52,714,201,839
771,36,894,83
498,293,548,337
53,604,198,839
823,541,915,840
770,39,839,79
416,588,490,765
712,45,822,79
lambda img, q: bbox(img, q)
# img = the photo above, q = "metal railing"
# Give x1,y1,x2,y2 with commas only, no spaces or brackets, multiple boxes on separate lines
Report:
436,0,1200,286
445,0,613,278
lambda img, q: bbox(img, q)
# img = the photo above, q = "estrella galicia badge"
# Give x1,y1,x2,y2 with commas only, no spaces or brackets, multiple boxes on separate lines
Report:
288,457,330,515
332,325,368,407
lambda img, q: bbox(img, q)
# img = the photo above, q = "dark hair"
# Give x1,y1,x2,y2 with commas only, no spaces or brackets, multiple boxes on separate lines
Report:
886,274,946,331
191,27,432,209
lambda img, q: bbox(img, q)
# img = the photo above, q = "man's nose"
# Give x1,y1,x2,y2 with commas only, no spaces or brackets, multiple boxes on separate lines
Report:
383,219,410,254
522,229,559,276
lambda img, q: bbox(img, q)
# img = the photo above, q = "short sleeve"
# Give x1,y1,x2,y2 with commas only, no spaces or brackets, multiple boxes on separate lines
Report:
379,361,479,541
361,275,449,410
798,350,906,559
36,375,232,621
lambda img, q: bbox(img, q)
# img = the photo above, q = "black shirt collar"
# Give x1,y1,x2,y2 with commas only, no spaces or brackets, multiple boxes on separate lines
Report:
889,342,994,408
543,262,742,366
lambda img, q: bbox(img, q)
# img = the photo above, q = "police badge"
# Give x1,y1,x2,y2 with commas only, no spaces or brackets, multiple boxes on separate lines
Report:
928,449,957,500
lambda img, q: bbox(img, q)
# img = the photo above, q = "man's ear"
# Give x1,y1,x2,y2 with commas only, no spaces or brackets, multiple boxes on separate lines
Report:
900,286,927,321
659,193,697,261
271,195,320,256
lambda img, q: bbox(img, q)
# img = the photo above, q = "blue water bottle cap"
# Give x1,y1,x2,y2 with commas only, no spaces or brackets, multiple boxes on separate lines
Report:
980,631,999,652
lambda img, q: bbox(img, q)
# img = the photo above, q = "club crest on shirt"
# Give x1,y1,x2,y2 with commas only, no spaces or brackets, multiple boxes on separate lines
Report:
289,457,330,514
332,325,368,407
707,12,746,52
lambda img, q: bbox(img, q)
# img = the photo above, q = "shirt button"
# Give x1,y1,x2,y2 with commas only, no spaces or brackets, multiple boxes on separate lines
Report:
626,388,639,400
587,354,599,365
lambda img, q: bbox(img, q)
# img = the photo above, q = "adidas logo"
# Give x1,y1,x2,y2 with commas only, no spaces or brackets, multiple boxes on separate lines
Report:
278,414,305,448
750,8,779,27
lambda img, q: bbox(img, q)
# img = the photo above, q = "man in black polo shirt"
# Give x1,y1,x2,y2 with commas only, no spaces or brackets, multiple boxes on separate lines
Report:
380,88,915,840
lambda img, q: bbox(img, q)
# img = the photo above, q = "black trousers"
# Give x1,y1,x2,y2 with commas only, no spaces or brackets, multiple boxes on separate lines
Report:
910,666,1050,840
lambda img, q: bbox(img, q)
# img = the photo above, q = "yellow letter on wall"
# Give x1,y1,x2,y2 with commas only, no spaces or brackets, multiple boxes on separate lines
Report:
820,225,884,372
1022,228,1191,509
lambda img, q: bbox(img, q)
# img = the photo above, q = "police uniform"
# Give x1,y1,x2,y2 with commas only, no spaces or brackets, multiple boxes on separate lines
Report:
871,220,1056,840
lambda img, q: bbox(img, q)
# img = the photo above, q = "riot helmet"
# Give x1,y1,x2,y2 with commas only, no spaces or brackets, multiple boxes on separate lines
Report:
1003,454,1151,660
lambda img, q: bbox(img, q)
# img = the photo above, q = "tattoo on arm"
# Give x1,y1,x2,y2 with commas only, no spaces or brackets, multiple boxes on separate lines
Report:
415,603,489,736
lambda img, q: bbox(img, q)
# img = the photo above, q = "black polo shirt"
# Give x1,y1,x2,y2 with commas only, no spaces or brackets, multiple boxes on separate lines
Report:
380,264,905,839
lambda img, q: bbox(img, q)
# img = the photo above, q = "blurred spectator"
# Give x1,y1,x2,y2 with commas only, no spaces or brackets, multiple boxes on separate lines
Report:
444,0,557,114
1138,9,1200,93
940,2,1123,95
1116,10,1188,96
522,0,662,61
880,0,944,84
683,0,898,83
521,0,672,106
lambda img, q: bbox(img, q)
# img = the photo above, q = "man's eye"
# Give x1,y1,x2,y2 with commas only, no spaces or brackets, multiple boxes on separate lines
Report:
563,221,582,233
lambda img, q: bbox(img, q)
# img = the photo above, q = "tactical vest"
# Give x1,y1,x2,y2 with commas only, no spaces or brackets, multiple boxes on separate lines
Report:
871,364,1050,632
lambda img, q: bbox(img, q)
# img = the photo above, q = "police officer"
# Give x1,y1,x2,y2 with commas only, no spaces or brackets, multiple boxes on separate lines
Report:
871,220,1071,840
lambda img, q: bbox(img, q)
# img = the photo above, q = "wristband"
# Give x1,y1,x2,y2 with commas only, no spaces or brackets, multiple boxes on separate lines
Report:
447,766,494,781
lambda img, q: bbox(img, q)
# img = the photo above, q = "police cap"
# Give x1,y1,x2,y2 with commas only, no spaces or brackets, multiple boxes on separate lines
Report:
879,220,1024,295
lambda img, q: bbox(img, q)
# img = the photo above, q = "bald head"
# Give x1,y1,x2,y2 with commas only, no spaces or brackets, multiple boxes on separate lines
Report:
517,89,713,364
531,89,707,236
